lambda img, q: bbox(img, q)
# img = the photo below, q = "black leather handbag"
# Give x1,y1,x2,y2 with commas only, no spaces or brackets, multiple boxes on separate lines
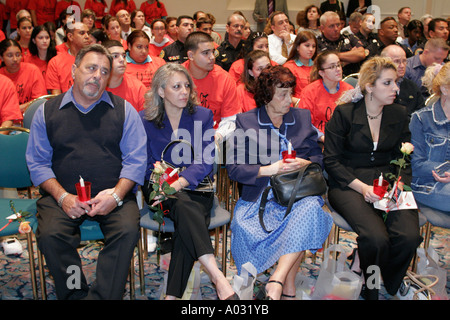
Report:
149,139,214,194
258,162,327,233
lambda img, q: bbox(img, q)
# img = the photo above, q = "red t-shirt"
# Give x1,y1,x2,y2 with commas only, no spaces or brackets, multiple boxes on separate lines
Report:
24,54,49,78
124,56,165,89
54,1,81,21
0,63,47,105
139,1,167,24
84,0,108,28
148,42,170,58
228,58,278,84
106,74,147,112
56,43,69,54
0,74,22,123
236,82,256,113
46,51,75,92
183,61,241,128
283,60,313,98
5,0,30,29
28,0,57,26
109,0,136,16
298,79,354,133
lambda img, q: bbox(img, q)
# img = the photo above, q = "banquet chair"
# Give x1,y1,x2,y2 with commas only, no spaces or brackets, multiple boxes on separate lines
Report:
342,73,359,88
37,219,144,300
22,94,57,129
0,127,39,299
418,203,450,250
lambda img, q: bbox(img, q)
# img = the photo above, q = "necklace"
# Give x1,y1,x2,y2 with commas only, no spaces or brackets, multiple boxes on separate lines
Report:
367,110,383,120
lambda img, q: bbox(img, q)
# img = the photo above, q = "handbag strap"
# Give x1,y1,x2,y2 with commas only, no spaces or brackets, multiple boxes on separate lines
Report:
160,139,194,163
258,163,310,233
258,186,273,233
285,163,310,218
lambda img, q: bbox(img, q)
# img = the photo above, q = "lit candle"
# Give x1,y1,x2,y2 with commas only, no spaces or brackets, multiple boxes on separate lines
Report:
288,140,292,155
378,173,383,186
79,175,85,187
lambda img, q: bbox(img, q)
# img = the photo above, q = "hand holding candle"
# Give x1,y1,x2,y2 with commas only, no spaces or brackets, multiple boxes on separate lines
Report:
373,173,389,198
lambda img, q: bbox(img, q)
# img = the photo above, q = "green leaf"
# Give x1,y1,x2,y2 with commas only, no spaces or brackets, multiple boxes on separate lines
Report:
149,190,157,201
163,186,177,195
161,180,170,190
403,185,412,191
152,183,159,191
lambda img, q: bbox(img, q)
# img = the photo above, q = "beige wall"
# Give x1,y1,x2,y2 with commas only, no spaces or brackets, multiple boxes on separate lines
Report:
73,0,450,35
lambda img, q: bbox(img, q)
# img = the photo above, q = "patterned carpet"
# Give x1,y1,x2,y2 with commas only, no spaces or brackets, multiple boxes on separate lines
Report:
0,189,449,300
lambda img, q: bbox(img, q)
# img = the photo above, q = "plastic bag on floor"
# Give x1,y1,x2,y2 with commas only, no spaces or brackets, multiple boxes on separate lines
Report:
232,262,257,300
181,261,203,300
311,244,363,300
416,247,449,300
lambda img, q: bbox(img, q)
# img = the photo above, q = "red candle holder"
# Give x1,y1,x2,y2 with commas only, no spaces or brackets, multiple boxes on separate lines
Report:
75,181,91,202
282,150,297,162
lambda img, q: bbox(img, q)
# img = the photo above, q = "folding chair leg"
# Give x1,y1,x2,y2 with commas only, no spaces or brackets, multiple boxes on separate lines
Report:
137,236,145,295
26,232,38,300
37,248,47,300
129,254,135,300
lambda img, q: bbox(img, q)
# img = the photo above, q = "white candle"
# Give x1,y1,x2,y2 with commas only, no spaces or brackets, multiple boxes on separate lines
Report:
169,168,179,177
79,175,85,187
288,140,292,155
378,173,383,186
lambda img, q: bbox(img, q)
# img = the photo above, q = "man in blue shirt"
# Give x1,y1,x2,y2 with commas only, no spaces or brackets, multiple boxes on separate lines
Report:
405,38,449,98
26,44,147,300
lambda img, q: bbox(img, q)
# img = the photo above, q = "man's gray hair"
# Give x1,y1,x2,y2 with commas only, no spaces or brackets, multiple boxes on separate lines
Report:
74,44,113,69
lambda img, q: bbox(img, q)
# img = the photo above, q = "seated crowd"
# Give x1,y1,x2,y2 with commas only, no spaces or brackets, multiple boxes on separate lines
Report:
0,0,449,301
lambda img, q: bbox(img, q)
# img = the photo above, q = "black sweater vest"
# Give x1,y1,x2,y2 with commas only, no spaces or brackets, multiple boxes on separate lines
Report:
44,92,125,196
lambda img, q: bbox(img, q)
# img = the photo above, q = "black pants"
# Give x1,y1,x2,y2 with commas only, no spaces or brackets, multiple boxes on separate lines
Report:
36,195,140,300
328,187,422,298
158,191,214,298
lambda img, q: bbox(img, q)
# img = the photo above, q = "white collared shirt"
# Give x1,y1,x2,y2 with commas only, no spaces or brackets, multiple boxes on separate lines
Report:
268,33,296,65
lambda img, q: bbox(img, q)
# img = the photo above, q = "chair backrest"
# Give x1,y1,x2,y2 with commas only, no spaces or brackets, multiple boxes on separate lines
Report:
23,98,46,129
343,73,359,88
0,127,33,188
425,93,437,107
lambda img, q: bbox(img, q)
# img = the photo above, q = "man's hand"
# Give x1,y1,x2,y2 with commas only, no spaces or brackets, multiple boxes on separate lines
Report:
87,189,118,216
61,193,91,219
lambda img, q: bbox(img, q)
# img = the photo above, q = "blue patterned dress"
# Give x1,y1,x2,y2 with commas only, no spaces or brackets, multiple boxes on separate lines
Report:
231,192,333,274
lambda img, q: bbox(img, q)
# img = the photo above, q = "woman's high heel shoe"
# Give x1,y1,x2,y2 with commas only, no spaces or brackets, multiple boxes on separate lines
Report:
263,280,283,300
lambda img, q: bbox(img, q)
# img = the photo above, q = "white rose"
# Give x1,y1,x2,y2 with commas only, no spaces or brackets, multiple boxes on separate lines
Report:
400,142,414,155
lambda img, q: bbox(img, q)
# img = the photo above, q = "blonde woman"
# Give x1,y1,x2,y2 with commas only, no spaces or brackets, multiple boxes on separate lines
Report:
323,57,422,300
410,62,450,213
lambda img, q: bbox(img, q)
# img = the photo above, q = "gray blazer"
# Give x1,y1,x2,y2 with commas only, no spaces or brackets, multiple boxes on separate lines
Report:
253,0,289,32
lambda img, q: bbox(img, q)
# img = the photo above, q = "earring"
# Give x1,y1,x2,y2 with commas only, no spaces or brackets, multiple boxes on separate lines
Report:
370,92,373,101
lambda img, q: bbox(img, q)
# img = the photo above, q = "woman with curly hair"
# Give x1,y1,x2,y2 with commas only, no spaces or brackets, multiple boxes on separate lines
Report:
296,5,321,37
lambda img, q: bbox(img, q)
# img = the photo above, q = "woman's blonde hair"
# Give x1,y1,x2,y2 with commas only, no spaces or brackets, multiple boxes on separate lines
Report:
358,56,397,95
144,63,198,128
337,56,397,104
422,62,450,97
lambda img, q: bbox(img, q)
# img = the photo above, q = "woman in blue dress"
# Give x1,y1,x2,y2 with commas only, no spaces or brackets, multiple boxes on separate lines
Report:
227,65,333,300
